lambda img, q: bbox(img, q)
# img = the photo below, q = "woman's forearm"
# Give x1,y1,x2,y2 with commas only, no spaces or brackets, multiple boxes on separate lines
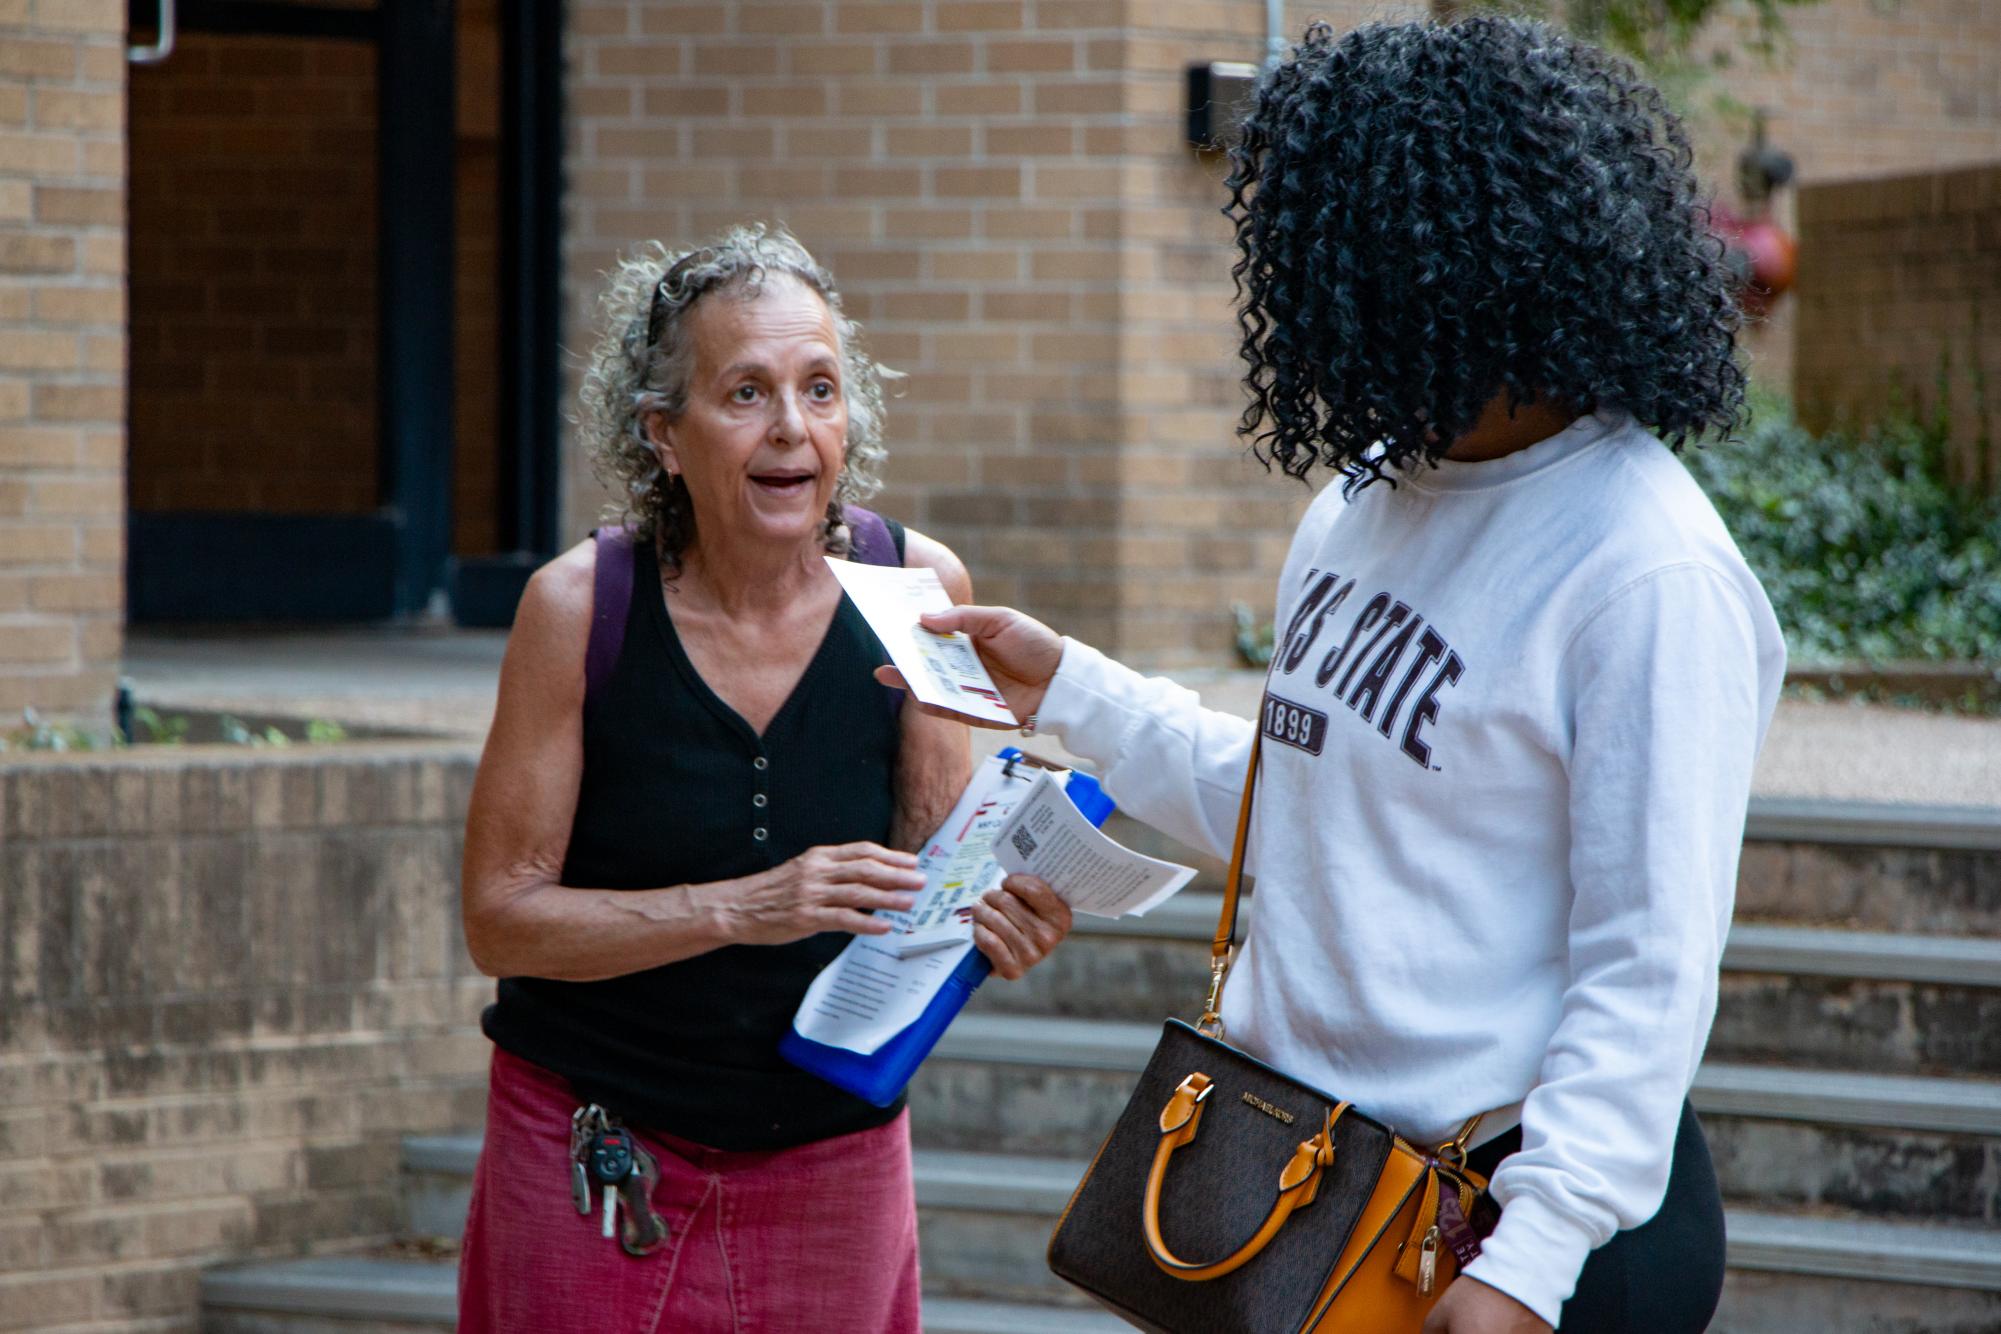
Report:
465,874,741,982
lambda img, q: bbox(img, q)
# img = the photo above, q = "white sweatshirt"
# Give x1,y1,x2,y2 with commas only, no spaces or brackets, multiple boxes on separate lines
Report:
1036,411,1785,1324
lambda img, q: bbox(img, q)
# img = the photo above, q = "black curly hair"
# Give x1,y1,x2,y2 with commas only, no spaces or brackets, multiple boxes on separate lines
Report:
1224,17,1745,490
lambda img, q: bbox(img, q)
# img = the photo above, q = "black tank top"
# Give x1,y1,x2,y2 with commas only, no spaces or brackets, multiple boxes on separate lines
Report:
481,527,906,1149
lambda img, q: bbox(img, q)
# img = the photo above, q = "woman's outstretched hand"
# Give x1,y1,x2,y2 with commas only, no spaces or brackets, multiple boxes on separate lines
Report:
972,873,1073,980
873,604,1064,728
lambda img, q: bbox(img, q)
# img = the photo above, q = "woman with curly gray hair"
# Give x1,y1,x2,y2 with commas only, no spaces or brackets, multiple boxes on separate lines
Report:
453,225,1072,1332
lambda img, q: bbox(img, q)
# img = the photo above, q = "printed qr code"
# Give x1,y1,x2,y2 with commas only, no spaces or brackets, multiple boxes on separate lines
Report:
1008,827,1038,860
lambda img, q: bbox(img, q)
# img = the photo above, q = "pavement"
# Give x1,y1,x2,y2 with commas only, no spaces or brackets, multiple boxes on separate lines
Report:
122,627,2001,809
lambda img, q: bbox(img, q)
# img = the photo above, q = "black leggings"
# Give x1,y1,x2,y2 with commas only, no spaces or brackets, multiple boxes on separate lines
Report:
1465,1100,1726,1334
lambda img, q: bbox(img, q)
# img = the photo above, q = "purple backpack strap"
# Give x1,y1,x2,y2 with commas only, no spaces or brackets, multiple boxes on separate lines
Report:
585,525,636,705
846,506,899,568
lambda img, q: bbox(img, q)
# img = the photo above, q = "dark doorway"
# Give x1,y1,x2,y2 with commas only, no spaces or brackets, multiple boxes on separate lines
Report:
125,0,560,625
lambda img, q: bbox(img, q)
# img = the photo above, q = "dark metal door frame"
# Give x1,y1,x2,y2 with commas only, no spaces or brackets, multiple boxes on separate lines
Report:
378,0,457,618
127,0,564,625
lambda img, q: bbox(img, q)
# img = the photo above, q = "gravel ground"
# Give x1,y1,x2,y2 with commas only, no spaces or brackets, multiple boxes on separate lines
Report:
123,630,2001,810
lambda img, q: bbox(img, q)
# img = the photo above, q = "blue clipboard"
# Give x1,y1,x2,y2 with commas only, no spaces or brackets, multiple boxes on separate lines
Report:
778,749,1114,1107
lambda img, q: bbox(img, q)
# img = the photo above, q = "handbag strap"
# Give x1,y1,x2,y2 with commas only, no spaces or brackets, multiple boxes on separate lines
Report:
1196,733,1262,1036
1198,722,1490,1158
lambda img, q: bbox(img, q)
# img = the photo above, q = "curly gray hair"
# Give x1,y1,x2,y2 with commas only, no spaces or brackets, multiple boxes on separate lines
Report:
578,224,892,567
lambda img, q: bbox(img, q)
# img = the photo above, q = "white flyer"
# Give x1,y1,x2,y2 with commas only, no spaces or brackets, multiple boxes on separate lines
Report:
790,755,1041,1053
825,558,1019,725
993,770,1196,917
874,754,1041,957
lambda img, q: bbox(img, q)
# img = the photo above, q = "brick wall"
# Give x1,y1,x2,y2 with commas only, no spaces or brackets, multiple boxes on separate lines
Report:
0,744,492,1330
0,4,124,724
128,33,379,517
561,0,1418,667
1793,163,2000,490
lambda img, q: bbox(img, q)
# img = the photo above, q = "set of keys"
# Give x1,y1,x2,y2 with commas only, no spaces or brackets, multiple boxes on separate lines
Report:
569,1104,670,1257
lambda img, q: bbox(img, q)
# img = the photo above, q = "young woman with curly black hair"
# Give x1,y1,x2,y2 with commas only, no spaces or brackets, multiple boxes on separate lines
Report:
892,17,1785,1334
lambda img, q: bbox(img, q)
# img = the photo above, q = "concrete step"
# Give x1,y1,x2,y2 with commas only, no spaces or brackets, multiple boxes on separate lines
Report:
1105,798,2001,936
978,897,2001,1032
1710,971,2001,1077
921,1297,1125,1333
403,1134,479,1239
199,1252,1107,1334
908,1014,2001,1221
201,1256,456,1331
1735,800,2001,936
910,1147,2001,1305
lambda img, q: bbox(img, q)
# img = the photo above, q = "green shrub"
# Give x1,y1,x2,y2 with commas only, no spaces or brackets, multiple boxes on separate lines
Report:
1682,395,2001,662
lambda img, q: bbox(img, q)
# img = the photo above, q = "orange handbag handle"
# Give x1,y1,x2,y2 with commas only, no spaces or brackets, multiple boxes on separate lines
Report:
1143,1073,1351,1281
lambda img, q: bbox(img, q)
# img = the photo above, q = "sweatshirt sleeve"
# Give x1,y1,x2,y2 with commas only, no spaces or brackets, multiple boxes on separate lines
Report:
1461,562,1771,1324
1032,638,1258,865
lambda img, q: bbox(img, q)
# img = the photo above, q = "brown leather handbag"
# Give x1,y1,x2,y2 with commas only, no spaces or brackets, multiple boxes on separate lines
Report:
1046,737,1496,1333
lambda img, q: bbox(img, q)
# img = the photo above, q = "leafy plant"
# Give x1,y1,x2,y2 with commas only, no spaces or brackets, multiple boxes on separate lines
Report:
129,705,188,746
1683,393,2001,663
1,708,357,752
1232,602,1276,668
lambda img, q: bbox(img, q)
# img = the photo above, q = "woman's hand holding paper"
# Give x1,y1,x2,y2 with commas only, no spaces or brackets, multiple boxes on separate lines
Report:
873,604,1064,728
971,873,1073,980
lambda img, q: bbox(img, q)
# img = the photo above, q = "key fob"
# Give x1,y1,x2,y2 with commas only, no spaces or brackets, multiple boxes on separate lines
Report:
588,1130,635,1186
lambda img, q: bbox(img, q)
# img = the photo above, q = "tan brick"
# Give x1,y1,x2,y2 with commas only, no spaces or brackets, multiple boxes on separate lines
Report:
936,81,1023,115
32,87,120,133
589,42,686,79
742,83,826,117
0,130,73,175
885,206,974,239
692,43,780,77
886,125,972,156
79,234,121,276
0,524,71,565
0,379,25,419
1034,80,1122,115
635,3,730,35
78,614,119,663
29,570,117,613
889,40,974,75
937,1,1025,30
835,3,927,34
639,84,731,117
0,330,74,371
0,233,71,274
986,39,1080,73
739,3,830,36
788,42,879,76
836,83,922,116
76,520,118,562
26,475,117,516
31,382,117,422
32,0,124,31
33,186,120,227
0,37,73,80
0,621,72,663
0,425,77,467
933,164,1022,198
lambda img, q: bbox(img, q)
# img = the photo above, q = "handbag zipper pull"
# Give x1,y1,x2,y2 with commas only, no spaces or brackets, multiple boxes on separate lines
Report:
1417,1225,1440,1295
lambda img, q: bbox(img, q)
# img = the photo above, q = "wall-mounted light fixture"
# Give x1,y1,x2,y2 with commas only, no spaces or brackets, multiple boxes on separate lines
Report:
1185,60,1260,151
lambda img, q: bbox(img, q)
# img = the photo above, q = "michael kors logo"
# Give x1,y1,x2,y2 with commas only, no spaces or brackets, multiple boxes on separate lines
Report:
1241,1091,1296,1124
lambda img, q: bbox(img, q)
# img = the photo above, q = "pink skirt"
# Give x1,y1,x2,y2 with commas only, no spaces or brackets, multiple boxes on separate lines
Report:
458,1046,922,1334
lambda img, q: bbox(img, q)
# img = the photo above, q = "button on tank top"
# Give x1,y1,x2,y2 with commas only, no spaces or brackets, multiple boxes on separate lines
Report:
481,526,906,1149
